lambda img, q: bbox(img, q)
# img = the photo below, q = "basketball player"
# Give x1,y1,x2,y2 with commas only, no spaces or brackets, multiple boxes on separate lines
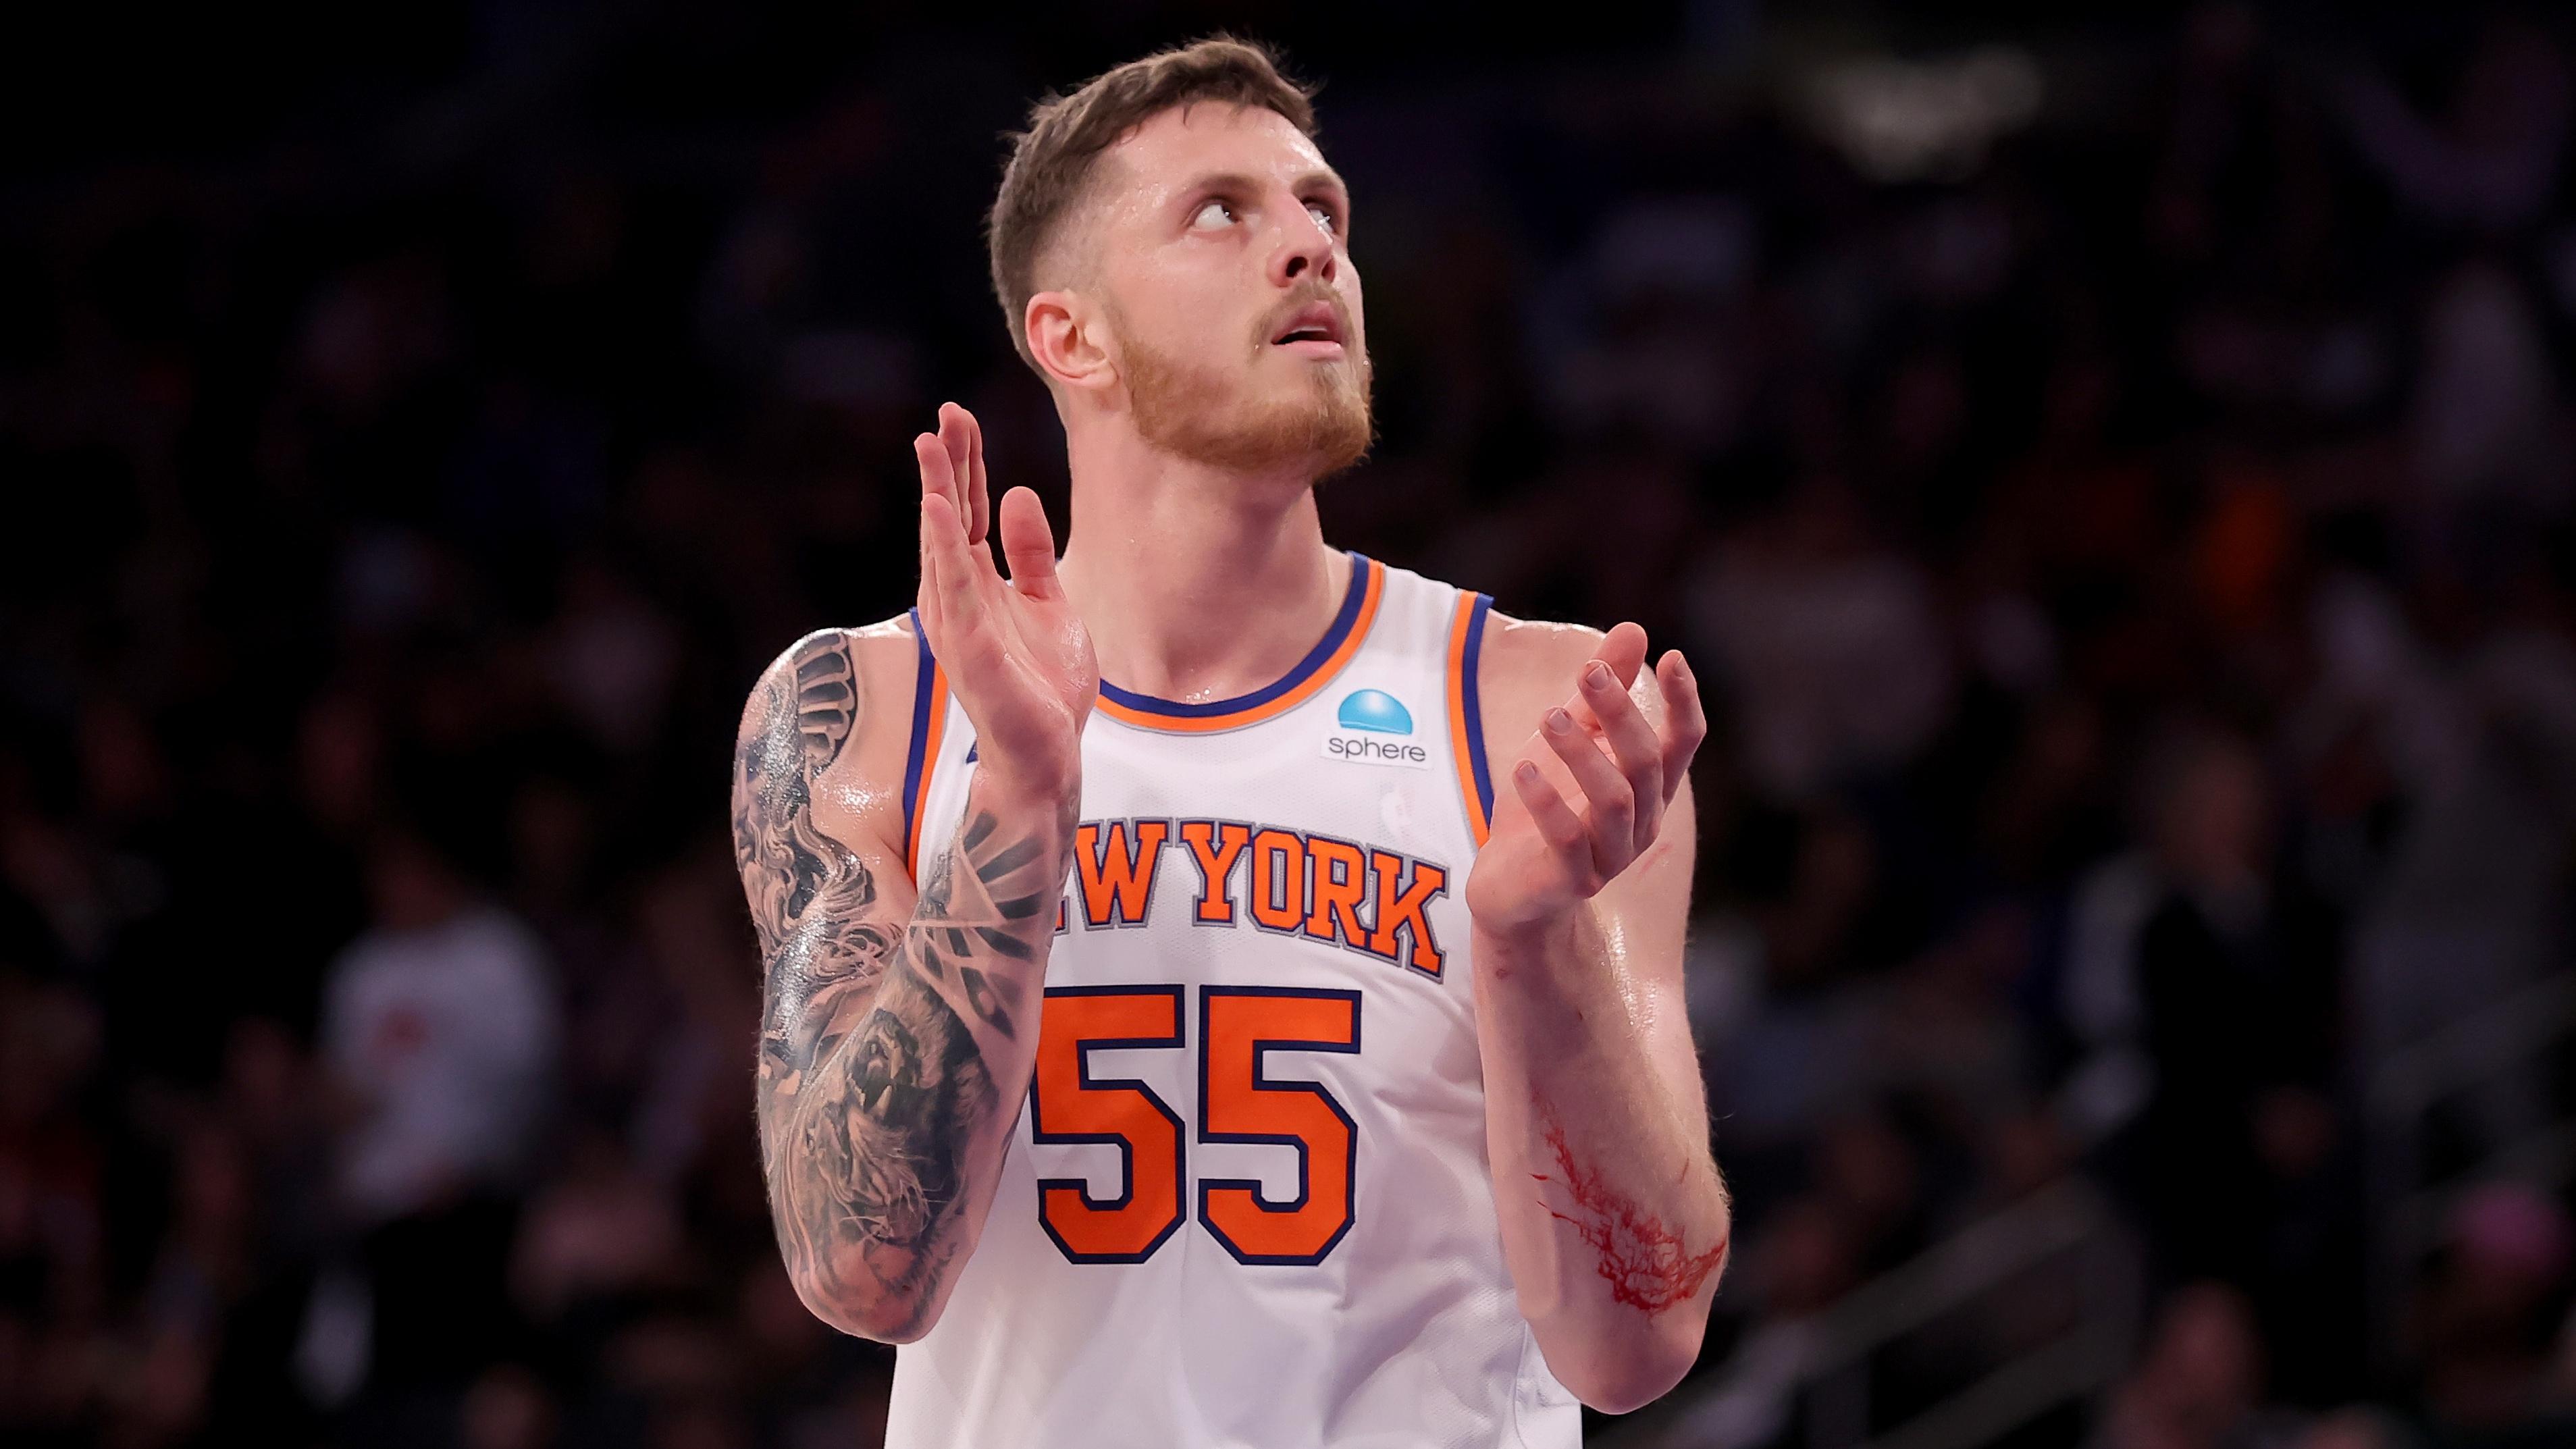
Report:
731,38,1729,1446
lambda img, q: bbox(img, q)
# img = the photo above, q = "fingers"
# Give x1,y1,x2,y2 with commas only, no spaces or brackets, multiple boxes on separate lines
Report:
915,429,957,511
1656,650,1708,793
918,424,1003,596
1565,621,1650,732
937,402,989,546
916,431,971,625
1540,707,1635,872
1579,655,1665,843
997,487,1063,601
1594,621,1649,687
916,434,954,633
1496,627,1700,900
918,471,944,631
966,409,988,544
919,491,1001,672
1509,758,1592,863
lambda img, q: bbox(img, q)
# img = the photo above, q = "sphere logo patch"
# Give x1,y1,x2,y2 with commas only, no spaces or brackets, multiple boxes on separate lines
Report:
1336,689,1413,735
1324,690,1429,768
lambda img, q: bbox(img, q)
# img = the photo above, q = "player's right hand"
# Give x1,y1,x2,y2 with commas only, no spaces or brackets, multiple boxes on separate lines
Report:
915,402,1097,801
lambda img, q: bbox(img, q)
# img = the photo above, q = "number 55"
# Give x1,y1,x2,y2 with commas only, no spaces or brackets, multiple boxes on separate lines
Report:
1030,984,1361,1267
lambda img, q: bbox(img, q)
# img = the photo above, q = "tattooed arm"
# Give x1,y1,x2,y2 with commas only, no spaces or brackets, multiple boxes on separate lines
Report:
737,404,1095,1342
1467,616,1728,1415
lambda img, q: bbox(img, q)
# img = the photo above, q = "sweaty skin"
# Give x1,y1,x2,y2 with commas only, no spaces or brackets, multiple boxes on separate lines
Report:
736,631,1079,1339
745,89,1728,1413
737,405,1093,1344
1535,1103,1730,1315
1467,615,1730,1408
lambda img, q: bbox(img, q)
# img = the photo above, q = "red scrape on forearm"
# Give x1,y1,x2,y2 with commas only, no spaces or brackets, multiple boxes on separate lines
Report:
1534,1115,1727,1315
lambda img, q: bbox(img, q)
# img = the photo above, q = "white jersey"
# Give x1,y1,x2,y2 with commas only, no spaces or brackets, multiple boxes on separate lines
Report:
884,554,1583,1448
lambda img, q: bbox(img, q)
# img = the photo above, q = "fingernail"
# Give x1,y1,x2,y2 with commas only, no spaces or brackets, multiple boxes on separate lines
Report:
1585,662,1611,688
1546,708,1572,734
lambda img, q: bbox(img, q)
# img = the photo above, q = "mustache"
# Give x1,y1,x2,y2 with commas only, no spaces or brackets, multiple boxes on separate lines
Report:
1257,286,1356,348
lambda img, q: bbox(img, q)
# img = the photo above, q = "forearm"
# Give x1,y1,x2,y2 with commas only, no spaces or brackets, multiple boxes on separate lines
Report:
758,772,1077,1340
739,404,1095,1340
1475,907,1730,1408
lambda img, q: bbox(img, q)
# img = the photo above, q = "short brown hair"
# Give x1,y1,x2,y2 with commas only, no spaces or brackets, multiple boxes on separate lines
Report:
987,36,1319,371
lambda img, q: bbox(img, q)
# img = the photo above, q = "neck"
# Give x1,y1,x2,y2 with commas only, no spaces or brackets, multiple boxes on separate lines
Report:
1055,431,1344,703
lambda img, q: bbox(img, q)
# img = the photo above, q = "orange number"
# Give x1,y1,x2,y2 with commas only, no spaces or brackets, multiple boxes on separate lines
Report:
1031,985,1362,1266
1030,986,1186,1263
1197,986,1361,1265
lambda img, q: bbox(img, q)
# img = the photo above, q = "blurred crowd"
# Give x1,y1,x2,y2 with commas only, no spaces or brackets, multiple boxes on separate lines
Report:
7,5,2576,1448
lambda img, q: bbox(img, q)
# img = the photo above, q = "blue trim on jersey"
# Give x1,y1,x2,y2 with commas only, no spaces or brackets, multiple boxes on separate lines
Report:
901,608,937,855
1461,594,1496,826
1095,551,1371,719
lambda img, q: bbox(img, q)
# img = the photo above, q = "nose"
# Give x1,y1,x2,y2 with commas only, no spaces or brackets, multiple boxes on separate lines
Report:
1267,202,1337,289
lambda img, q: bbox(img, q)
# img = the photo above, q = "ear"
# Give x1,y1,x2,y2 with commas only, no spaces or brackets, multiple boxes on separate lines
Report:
1025,290,1117,394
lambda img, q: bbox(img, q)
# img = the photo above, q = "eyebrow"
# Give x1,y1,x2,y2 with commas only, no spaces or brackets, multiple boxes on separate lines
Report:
1184,168,1349,201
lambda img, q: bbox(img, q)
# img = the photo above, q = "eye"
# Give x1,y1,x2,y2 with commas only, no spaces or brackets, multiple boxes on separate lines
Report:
1190,199,1237,231
1306,201,1340,236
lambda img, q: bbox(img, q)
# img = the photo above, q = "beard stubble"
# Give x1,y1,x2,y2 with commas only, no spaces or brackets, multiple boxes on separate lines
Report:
1116,306,1375,479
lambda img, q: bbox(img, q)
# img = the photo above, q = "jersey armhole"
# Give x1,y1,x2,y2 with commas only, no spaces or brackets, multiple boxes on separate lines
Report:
1445,592,1496,846
900,609,949,882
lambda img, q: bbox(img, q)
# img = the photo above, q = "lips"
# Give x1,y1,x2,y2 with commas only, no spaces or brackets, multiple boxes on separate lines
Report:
1269,300,1344,348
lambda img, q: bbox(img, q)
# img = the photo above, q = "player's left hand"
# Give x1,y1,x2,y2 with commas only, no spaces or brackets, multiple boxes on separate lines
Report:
1464,623,1706,937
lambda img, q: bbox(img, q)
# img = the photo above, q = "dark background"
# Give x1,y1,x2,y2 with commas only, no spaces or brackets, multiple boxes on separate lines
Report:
6,3,2576,1446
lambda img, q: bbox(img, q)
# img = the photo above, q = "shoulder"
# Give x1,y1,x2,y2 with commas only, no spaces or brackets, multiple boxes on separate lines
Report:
743,616,920,701
1473,611,1606,734
735,614,926,850
737,615,923,742
1469,610,1678,752
1477,612,1608,691
1469,612,1606,768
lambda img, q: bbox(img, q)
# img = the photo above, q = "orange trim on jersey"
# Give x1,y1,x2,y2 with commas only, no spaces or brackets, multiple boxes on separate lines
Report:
1446,593,1494,845
1092,554,1386,734
903,662,948,880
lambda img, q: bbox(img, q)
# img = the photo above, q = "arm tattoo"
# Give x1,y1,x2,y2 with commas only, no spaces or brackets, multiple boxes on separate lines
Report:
733,632,1074,1333
739,633,889,1101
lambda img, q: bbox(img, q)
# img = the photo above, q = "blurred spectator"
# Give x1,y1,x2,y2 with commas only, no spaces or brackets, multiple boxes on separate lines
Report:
2095,1282,2300,1449
459,1365,555,1449
2289,1408,2420,1449
2334,16,2573,236
2408,1182,2576,1439
1688,479,1955,801
2111,727,2363,1400
510,1129,682,1325
323,826,558,1229
318,819,558,1419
